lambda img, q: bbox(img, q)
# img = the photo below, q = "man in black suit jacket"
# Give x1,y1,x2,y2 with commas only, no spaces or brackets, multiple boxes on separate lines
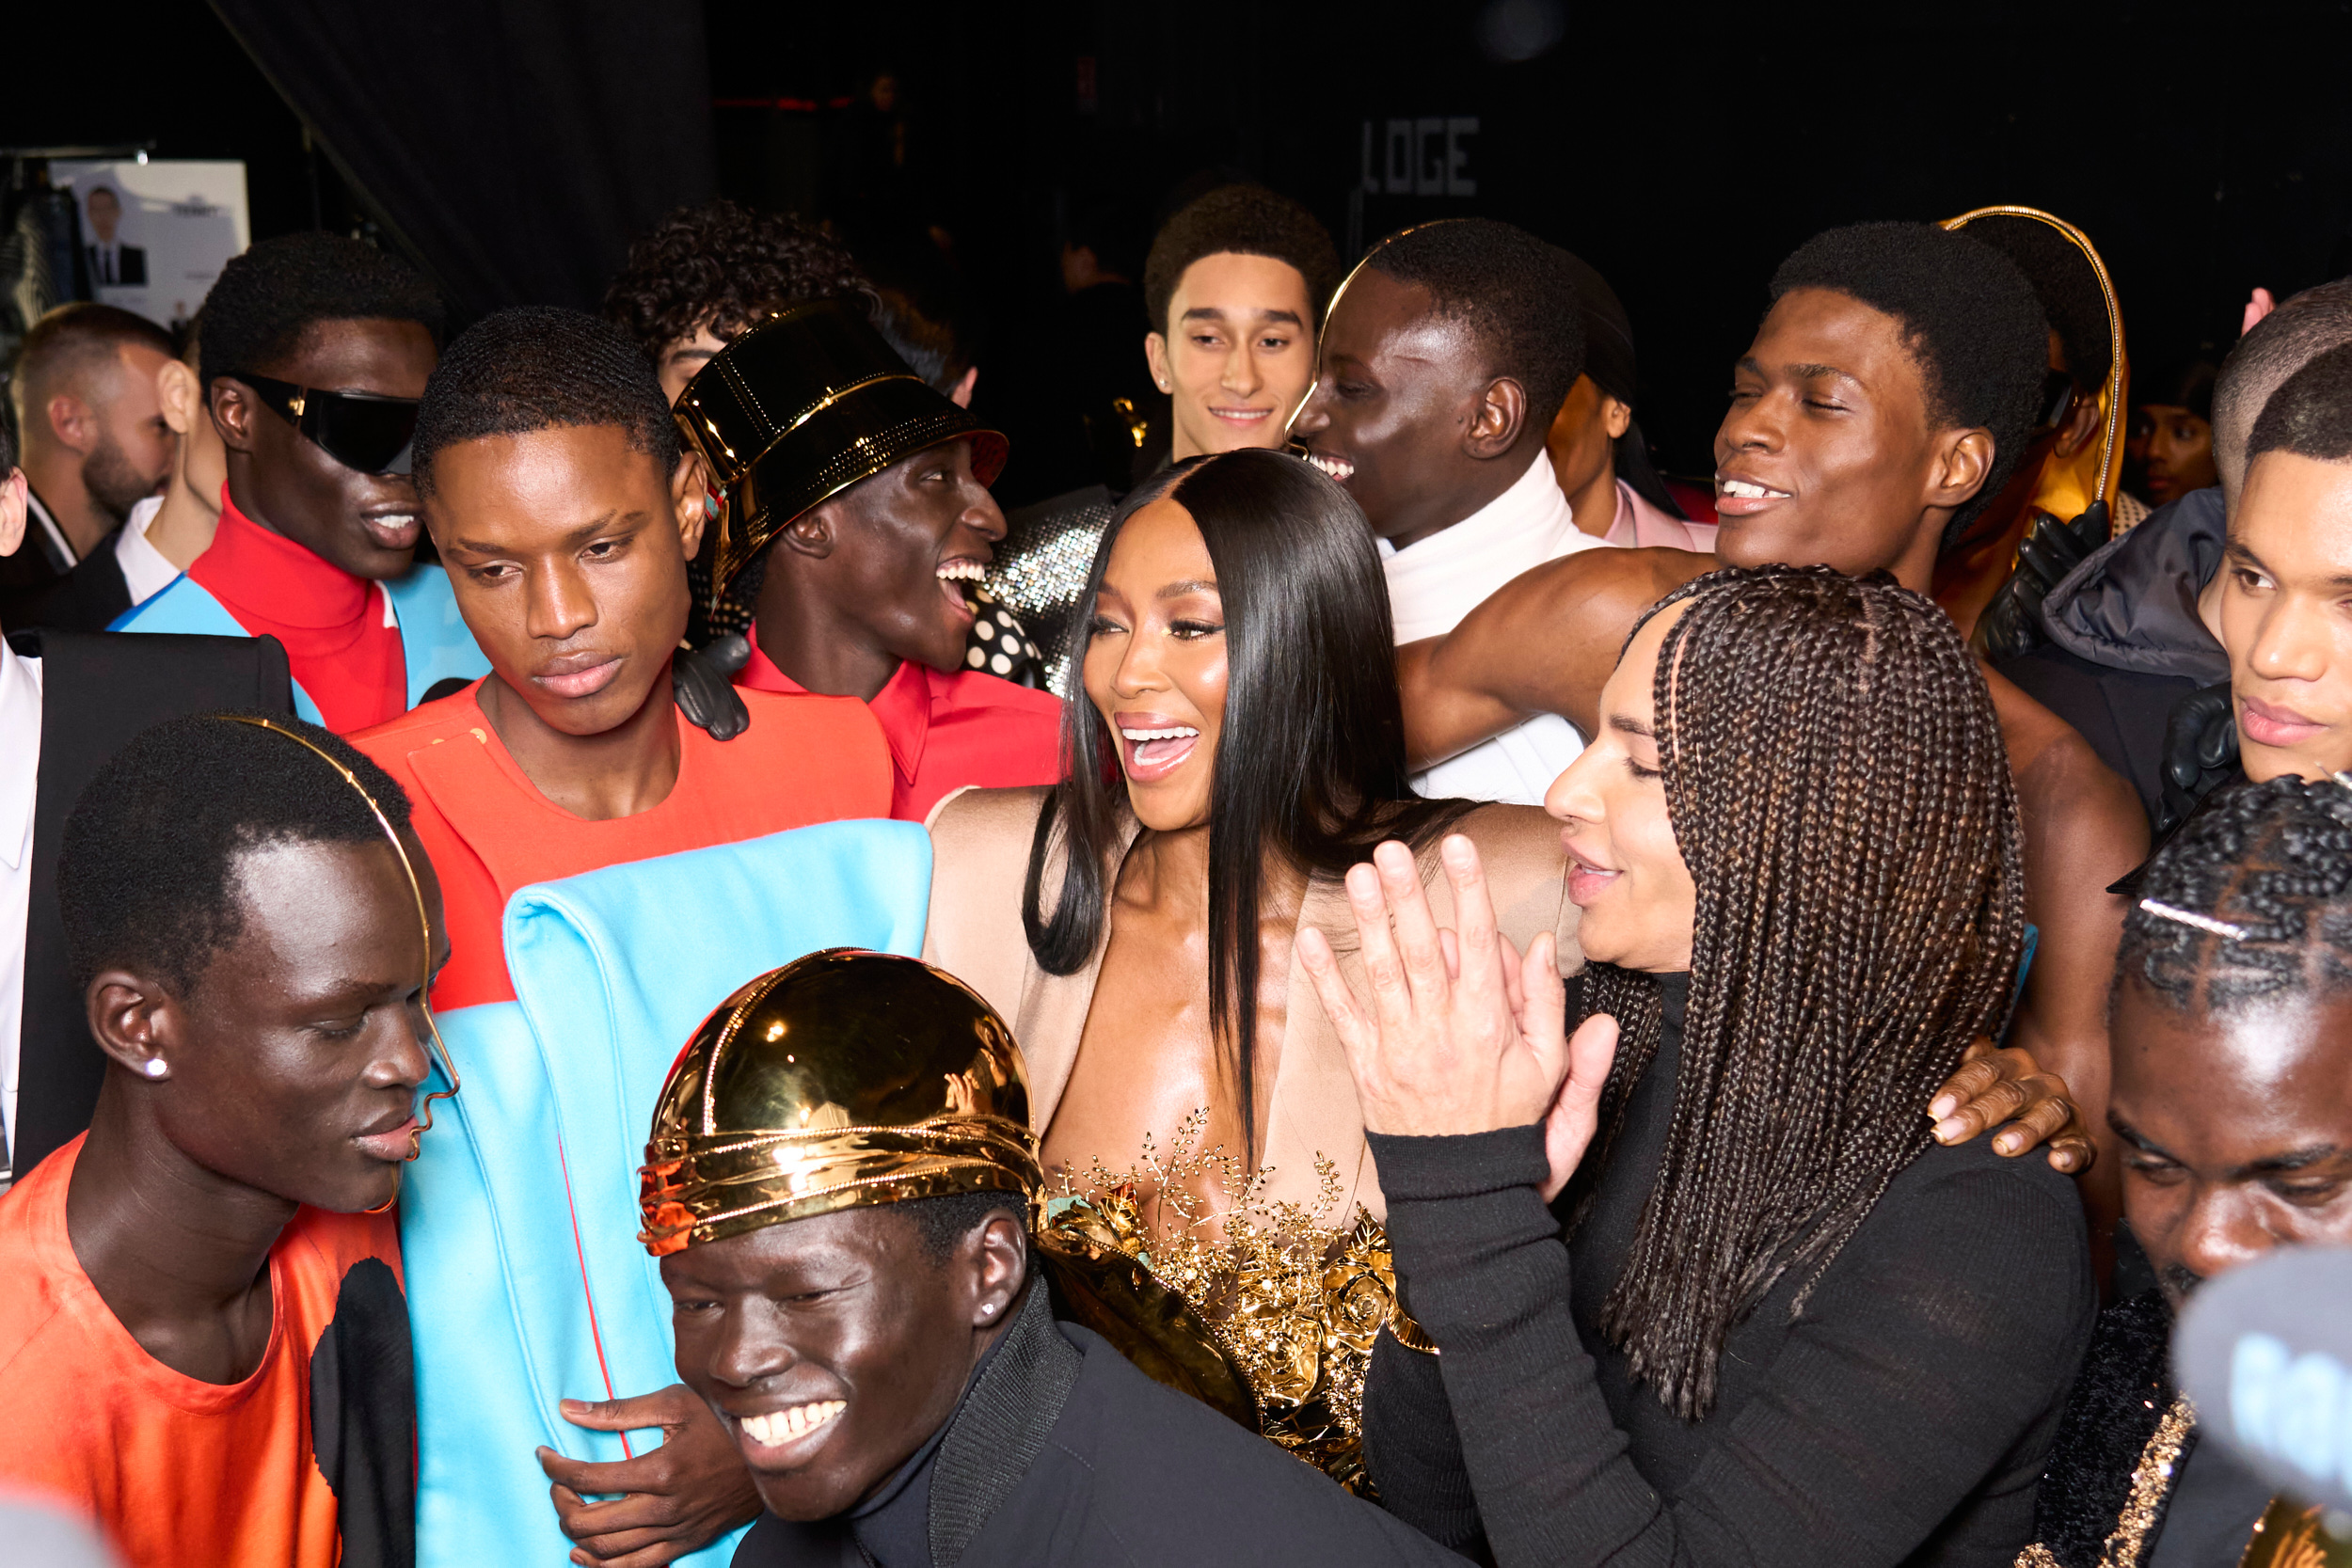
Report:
81,186,146,287
1,434,293,1189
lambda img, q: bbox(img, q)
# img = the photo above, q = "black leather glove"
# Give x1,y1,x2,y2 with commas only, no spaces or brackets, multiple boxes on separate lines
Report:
673,639,750,741
2153,680,2239,837
1979,501,2109,662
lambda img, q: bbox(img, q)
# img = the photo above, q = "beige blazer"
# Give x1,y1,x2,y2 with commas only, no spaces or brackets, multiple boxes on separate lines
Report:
923,784,1580,1220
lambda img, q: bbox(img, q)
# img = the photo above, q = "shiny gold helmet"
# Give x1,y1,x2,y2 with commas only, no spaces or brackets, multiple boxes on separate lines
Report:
670,298,1009,609
638,948,1040,1257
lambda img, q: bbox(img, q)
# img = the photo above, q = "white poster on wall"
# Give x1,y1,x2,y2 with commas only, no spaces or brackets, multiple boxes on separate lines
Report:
48,159,249,336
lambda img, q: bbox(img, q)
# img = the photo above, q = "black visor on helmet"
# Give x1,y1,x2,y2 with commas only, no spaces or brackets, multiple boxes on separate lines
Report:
236,372,421,476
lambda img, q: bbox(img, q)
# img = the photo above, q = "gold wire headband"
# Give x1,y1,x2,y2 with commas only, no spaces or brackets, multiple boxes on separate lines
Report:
216,716,460,1196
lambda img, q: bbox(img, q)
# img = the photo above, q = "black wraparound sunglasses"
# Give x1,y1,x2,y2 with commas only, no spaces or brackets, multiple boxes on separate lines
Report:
234,372,421,476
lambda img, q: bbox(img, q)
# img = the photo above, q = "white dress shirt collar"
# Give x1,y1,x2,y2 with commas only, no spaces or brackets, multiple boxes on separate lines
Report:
113,495,183,608
1377,451,1601,644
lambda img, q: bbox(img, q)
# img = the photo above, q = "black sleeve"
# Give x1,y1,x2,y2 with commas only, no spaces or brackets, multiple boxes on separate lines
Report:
1369,1126,2093,1568
1363,1330,1483,1552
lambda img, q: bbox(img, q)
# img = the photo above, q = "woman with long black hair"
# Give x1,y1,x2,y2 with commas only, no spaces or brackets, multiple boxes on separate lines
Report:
1301,564,2099,1564
923,447,1575,1221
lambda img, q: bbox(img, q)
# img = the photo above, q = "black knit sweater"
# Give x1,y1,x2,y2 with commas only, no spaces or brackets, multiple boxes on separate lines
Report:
1363,974,2098,1567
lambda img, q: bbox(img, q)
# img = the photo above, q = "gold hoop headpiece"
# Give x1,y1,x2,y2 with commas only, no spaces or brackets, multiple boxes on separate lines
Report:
215,716,460,1196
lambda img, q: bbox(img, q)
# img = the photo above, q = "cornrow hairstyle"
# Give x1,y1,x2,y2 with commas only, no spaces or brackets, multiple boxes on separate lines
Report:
599,198,876,361
1142,184,1343,336
2245,338,2352,467
1024,449,1477,1162
197,232,444,391
1769,223,2048,549
2117,776,2352,1016
410,306,679,498
1361,218,1587,426
57,712,414,996
1565,564,2026,1420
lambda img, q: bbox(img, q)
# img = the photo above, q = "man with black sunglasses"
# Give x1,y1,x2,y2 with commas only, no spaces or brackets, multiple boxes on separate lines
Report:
111,233,488,733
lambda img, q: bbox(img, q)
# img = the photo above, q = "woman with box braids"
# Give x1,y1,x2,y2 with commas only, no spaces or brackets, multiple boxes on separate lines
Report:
1571,564,2027,1419
1321,562,2094,1567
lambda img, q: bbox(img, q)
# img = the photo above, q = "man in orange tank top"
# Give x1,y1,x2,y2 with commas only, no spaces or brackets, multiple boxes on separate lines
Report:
352,307,894,1566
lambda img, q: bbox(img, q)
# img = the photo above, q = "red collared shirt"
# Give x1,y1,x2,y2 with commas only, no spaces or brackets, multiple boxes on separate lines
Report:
186,488,406,734
737,633,1065,821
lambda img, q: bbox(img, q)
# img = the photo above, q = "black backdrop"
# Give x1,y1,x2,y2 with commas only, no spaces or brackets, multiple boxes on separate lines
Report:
205,0,714,317
6,1,2350,500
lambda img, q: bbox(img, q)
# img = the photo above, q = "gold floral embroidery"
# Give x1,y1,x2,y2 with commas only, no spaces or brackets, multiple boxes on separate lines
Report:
1042,1111,1400,1493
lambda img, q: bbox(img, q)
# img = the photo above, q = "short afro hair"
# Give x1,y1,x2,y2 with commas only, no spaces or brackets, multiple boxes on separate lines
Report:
2118,775,2352,1019
1770,223,2048,543
1959,214,2113,392
198,232,444,391
895,1188,1030,1269
1360,217,1587,423
411,306,680,497
58,713,414,997
1143,184,1342,336
600,198,874,361
2246,338,2352,467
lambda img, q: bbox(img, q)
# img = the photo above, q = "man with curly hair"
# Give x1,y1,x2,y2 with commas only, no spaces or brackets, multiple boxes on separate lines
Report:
603,198,875,406
600,201,1041,678
109,233,489,732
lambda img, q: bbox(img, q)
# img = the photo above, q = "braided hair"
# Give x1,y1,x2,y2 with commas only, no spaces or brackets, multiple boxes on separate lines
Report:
2118,776,2352,1017
1567,564,2026,1419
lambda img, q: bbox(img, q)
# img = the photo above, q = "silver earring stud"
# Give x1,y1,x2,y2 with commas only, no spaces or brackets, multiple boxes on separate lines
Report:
981,1303,995,1316
142,1059,167,1079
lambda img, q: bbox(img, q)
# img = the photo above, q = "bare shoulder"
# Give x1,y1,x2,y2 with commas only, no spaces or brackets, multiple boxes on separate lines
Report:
1486,544,1708,630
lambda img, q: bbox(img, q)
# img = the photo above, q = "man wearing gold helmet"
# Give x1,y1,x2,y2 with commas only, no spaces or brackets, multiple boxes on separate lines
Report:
643,949,1468,1566
674,298,1067,824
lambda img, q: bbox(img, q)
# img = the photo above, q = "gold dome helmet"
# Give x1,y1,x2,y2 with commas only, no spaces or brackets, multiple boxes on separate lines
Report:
637,949,1258,1430
669,298,1009,617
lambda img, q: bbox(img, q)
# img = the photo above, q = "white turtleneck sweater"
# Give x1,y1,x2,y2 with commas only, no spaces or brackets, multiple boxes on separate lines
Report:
1380,451,1606,806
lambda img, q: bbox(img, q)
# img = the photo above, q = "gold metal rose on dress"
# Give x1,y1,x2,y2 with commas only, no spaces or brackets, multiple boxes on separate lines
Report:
1035,1111,1406,1495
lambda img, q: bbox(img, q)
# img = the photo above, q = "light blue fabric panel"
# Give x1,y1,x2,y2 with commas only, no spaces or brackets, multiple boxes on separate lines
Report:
383,563,490,707
107,575,325,724
405,818,930,1568
403,998,593,1567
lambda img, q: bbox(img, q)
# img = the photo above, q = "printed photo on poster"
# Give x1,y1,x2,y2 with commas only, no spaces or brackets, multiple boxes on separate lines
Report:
49,160,249,335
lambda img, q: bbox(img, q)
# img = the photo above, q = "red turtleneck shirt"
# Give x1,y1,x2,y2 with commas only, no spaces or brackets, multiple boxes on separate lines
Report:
736,633,1064,822
185,488,406,734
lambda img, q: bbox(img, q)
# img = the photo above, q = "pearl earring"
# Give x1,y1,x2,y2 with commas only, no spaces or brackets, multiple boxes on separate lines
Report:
142,1059,167,1079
